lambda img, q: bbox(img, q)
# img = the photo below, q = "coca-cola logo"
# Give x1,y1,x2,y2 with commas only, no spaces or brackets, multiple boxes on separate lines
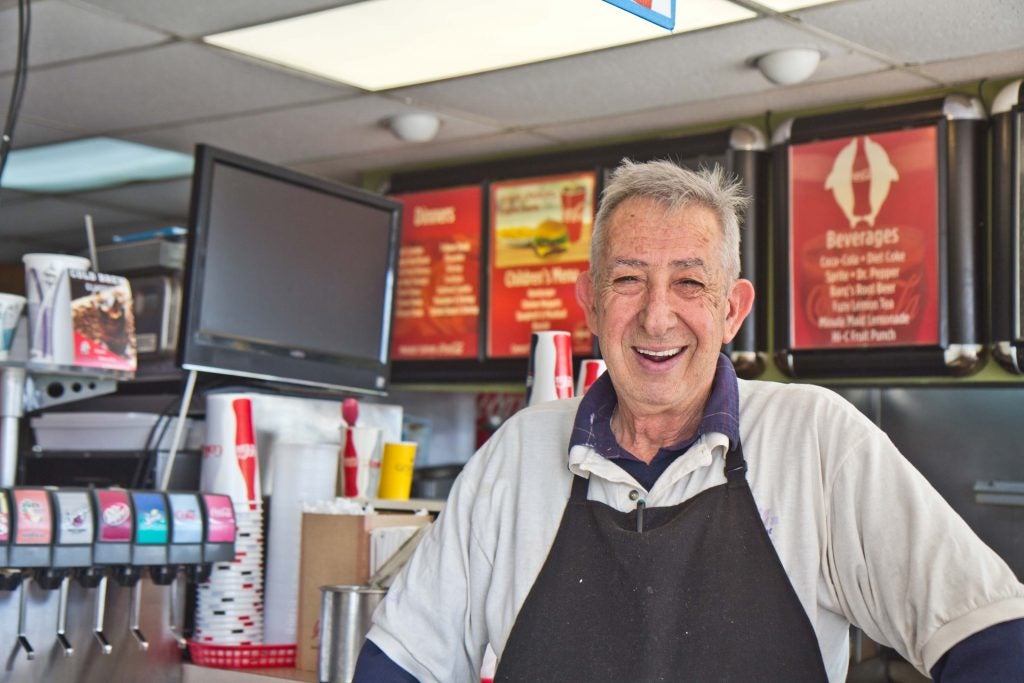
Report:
175,509,198,522
235,443,256,461
209,506,233,520
102,502,130,527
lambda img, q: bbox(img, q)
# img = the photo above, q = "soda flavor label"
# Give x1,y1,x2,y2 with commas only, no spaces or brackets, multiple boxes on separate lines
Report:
14,490,52,545
788,126,940,350
131,492,168,545
55,491,93,544
168,493,203,544
96,489,132,542
204,494,236,543
0,492,9,543
488,172,596,358
391,186,483,361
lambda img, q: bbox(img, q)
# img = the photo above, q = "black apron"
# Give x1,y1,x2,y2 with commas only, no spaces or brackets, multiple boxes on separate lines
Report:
494,443,829,682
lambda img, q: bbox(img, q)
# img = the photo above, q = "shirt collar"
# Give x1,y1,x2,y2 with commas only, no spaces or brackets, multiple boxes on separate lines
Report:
569,353,740,460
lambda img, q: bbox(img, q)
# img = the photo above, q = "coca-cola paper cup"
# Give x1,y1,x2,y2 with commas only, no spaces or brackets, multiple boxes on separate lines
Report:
202,393,263,507
526,330,574,407
576,359,607,396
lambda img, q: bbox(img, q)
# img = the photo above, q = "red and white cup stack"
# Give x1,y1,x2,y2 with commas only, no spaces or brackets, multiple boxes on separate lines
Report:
576,359,607,396
526,331,574,407
196,392,265,645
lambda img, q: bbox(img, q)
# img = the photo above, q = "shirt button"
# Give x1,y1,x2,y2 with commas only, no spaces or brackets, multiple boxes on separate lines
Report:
628,490,640,501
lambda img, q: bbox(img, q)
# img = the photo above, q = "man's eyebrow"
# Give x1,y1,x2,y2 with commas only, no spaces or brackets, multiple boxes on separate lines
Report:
610,257,707,269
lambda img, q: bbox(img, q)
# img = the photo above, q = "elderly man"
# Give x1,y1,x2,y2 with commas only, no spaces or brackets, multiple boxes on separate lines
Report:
355,159,1024,681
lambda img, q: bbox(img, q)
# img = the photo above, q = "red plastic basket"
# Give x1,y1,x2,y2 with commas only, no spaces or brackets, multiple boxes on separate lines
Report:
187,640,297,669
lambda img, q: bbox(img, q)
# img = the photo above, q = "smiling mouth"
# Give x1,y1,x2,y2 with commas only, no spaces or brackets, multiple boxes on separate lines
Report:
634,346,683,363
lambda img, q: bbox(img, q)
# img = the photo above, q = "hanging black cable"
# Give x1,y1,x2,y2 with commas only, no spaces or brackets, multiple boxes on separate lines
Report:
0,0,32,201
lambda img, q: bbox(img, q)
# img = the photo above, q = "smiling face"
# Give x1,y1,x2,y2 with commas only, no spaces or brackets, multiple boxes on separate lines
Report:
576,196,754,427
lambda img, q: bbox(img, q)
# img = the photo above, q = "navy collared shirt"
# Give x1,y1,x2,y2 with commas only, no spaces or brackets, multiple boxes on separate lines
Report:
569,353,740,490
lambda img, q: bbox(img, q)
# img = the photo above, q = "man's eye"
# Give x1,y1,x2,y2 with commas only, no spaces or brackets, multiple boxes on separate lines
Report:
613,275,639,284
677,279,705,292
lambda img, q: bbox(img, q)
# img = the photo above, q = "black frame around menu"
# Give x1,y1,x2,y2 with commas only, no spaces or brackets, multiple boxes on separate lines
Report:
991,80,1024,374
387,126,770,384
772,96,988,379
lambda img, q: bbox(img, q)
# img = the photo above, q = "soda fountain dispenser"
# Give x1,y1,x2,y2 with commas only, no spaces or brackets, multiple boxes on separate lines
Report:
9,488,55,660
50,488,96,657
200,493,237,564
127,490,171,651
166,492,204,648
91,488,134,654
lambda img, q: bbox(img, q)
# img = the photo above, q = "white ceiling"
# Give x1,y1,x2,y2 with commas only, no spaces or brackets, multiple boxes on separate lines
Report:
0,0,1021,264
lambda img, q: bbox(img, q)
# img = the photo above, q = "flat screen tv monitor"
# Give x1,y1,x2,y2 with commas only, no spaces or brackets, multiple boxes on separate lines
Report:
178,145,402,395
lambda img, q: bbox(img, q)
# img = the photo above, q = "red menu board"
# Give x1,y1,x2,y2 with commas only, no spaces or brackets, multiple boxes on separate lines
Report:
789,126,940,350
488,172,596,358
391,186,483,360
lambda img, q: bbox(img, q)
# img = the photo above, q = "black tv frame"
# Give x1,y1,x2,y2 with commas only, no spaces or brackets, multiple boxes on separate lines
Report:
178,144,402,396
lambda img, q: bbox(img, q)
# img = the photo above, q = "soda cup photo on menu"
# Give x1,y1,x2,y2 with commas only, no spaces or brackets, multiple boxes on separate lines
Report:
526,330,574,407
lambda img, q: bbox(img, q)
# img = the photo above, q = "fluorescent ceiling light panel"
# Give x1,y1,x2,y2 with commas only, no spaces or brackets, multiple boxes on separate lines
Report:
1,137,193,193
205,0,755,91
750,0,841,11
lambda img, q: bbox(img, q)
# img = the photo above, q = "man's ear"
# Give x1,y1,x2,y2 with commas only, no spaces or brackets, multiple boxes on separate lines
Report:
722,278,755,344
576,269,600,335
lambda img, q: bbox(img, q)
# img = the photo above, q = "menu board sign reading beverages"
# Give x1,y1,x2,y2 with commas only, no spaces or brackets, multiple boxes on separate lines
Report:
391,187,483,360
789,126,940,350
488,172,596,358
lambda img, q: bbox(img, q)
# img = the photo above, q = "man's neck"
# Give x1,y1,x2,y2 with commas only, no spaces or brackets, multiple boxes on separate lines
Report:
610,403,704,463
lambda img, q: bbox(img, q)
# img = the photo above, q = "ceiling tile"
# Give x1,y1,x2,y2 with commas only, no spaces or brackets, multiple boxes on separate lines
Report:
795,0,1024,65
0,42,353,135
392,17,885,128
125,96,503,164
74,0,361,38
293,131,558,187
0,0,169,73
913,48,1024,86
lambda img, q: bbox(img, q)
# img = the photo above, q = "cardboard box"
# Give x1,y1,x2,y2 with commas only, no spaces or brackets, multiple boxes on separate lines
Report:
296,512,433,672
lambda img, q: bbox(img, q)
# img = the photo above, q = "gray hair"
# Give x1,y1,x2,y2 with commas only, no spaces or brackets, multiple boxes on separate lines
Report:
590,159,748,281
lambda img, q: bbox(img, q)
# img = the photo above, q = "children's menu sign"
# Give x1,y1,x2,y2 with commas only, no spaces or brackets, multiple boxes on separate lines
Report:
488,171,596,358
391,186,482,360
789,126,940,350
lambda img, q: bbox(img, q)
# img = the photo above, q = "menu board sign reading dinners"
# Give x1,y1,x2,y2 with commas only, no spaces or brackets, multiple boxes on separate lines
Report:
487,172,597,358
788,126,940,350
391,186,483,361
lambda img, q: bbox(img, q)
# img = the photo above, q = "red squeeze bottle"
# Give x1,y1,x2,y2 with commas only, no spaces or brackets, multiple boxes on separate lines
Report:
232,398,259,510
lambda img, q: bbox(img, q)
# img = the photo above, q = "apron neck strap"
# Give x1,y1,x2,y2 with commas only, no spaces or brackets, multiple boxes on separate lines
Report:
724,442,748,488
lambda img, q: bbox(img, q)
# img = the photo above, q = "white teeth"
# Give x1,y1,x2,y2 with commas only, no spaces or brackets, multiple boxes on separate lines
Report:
637,347,681,358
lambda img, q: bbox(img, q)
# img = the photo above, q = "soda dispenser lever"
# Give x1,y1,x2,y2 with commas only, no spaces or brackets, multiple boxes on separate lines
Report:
55,576,73,656
128,581,148,651
166,492,204,649
126,490,171,652
51,488,97,658
10,488,56,661
91,574,112,655
91,488,135,655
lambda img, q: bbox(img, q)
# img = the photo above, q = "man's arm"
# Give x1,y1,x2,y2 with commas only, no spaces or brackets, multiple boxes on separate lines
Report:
353,639,418,682
930,618,1024,681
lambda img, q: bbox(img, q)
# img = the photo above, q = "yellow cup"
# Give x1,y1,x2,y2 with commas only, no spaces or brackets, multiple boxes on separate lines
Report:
377,442,418,500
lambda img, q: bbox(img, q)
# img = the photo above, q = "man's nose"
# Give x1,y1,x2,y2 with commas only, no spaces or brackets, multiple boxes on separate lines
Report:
639,286,676,336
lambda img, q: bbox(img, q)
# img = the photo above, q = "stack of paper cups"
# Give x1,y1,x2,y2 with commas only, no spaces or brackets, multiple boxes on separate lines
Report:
196,393,265,645
21,253,91,365
526,331,574,407
576,359,607,396
263,442,338,645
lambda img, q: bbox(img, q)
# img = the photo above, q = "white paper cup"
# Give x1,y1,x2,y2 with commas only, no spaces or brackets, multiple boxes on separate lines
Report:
0,293,26,361
526,330,574,406
21,254,91,365
576,359,607,396
339,426,382,498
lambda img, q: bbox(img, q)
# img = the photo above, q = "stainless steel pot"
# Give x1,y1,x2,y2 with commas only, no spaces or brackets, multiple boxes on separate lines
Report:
317,585,387,683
